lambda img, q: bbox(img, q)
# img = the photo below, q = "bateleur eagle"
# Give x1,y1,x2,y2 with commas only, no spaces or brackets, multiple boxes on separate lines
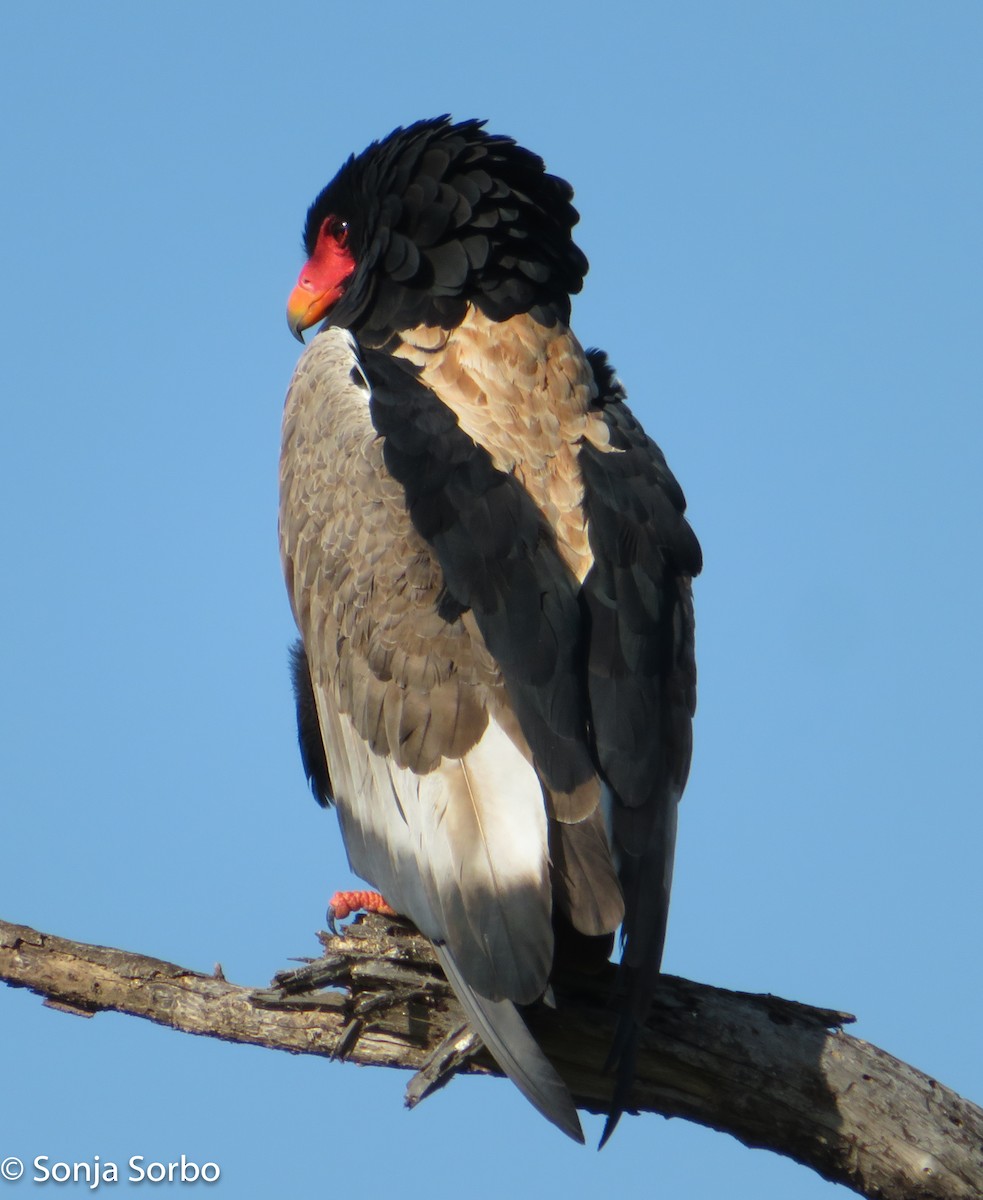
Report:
279,116,701,1144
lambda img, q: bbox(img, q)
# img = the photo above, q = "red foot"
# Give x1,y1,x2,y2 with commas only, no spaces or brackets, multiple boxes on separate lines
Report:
327,890,396,933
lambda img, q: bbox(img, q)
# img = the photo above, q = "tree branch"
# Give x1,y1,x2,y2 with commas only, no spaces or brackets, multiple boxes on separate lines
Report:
2,914,979,1198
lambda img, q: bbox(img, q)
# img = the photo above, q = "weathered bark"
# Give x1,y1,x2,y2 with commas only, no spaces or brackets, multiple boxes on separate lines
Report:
2,914,980,1199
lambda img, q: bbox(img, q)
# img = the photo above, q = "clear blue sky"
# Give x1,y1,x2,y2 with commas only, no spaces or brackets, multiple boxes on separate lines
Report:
2,4,980,1196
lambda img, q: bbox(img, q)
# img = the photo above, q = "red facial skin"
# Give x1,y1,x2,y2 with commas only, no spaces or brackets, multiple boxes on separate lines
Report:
287,217,356,340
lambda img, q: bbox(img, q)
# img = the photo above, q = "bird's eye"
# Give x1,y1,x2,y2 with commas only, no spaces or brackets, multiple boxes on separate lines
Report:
321,216,350,247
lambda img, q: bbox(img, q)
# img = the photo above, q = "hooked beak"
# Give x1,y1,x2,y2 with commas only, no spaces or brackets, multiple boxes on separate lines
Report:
287,282,332,342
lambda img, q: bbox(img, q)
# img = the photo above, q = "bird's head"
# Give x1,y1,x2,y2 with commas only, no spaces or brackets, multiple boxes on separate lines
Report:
286,212,356,341
287,116,589,348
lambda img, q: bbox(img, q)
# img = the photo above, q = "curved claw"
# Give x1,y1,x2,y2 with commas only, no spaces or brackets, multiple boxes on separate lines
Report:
326,889,396,936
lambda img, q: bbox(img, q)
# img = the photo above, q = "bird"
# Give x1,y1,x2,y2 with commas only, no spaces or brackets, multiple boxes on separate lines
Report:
278,116,701,1145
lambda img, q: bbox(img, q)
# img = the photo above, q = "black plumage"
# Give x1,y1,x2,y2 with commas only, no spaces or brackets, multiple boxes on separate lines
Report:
580,351,701,1141
363,349,596,798
301,117,587,347
289,640,332,807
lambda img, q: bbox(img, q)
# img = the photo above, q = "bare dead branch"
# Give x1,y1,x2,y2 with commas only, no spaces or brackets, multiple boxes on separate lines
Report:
2,914,980,1199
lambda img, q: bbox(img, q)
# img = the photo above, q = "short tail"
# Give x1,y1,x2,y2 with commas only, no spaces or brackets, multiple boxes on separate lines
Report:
434,945,584,1144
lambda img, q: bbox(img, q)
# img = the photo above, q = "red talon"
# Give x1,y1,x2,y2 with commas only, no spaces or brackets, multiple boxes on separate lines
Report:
327,889,396,931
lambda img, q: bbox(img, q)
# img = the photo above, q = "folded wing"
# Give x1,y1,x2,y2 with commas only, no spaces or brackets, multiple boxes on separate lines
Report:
279,328,585,1140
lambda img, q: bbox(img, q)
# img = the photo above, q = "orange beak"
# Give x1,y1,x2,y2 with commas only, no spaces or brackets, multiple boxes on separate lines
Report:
286,225,356,342
287,280,334,342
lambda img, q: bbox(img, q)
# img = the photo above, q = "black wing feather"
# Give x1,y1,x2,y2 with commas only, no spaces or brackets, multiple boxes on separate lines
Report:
362,347,597,798
289,640,333,807
581,350,701,1144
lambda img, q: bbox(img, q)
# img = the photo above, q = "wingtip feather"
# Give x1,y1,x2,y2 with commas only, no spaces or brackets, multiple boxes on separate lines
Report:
435,946,584,1144
598,1012,641,1149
